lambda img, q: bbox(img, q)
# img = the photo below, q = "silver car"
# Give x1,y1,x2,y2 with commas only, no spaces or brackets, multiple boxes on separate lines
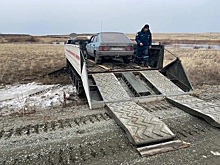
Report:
86,32,134,64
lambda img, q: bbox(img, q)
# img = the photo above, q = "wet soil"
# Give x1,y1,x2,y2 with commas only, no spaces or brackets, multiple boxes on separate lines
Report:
0,85,220,164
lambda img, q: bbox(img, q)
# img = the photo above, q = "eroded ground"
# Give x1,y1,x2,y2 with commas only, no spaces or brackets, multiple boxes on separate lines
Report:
0,84,220,165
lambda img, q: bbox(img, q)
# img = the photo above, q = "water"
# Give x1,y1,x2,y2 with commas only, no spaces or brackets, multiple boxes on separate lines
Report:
166,44,220,50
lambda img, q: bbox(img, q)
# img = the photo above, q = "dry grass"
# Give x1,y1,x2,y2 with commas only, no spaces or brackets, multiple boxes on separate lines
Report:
0,35,39,43
0,34,68,44
0,44,69,85
35,36,68,44
2,33,219,45
164,47,220,87
0,38,219,88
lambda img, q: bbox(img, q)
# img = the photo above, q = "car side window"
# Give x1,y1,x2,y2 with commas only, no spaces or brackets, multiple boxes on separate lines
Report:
93,36,97,43
95,35,98,42
89,36,95,43
96,35,99,42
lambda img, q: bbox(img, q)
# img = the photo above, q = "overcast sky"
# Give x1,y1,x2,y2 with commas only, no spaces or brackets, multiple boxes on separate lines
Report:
0,0,219,35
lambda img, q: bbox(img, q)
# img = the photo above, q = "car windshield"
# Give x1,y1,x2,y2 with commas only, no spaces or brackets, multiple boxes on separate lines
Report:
101,33,130,43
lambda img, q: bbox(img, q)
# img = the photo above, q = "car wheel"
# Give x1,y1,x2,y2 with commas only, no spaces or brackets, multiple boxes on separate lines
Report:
94,51,102,64
95,56,102,64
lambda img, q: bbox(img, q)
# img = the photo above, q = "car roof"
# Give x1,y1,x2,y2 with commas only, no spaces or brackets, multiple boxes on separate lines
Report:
97,32,131,43
99,32,124,35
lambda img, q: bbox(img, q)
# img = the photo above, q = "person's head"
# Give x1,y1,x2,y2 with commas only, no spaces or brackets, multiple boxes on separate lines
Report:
143,24,149,32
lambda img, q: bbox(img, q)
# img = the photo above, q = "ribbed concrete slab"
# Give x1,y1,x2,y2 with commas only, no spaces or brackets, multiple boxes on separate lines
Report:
106,101,175,146
141,70,183,95
167,95,220,128
92,73,130,102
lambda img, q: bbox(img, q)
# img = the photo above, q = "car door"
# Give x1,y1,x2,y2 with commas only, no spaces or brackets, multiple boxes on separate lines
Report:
90,35,98,56
86,36,95,56
94,34,100,52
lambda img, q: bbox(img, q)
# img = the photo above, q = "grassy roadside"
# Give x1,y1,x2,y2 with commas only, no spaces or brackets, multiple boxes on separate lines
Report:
164,47,220,87
0,32,219,88
0,44,69,85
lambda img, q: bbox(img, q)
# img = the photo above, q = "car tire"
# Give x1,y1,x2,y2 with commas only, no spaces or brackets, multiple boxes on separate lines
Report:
95,56,102,64
94,51,102,64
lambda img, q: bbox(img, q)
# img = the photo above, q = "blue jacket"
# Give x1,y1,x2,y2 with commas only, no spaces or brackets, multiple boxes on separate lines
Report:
135,28,152,47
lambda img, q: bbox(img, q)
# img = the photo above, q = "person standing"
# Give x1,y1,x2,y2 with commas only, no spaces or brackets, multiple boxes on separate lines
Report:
135,24,152,66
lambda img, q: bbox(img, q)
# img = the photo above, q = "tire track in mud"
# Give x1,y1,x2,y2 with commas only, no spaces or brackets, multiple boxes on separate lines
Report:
1,99,219,164
167,119,215,140
0,112,111,140
2,130,135,165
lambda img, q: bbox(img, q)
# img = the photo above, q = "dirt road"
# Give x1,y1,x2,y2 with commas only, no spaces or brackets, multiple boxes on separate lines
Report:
0,85,220,165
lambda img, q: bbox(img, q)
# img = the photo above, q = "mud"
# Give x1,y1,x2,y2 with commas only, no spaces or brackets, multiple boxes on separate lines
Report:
0,85,220,164
197,85,220,106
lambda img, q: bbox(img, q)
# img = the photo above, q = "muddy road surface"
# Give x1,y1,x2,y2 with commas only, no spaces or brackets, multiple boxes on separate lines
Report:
0,85,220,164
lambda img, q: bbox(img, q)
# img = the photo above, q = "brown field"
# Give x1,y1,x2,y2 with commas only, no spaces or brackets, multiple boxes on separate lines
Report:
0,34,68,44
164,48,220,86
0,44,70,85
1,32,220,45
0,33,219,87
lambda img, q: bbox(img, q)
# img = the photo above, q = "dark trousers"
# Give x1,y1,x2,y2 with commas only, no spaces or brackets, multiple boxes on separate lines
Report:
136,46,149,64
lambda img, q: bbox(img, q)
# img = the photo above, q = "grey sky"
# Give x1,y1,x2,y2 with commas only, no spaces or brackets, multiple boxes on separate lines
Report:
0,0,219,35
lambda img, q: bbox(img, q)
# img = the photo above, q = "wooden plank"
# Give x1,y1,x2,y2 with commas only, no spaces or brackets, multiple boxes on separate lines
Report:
87,59,111,71
98,64,111,71
137,140,190,157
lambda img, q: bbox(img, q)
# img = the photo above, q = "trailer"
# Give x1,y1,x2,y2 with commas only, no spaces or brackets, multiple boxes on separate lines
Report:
64,41,220,156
